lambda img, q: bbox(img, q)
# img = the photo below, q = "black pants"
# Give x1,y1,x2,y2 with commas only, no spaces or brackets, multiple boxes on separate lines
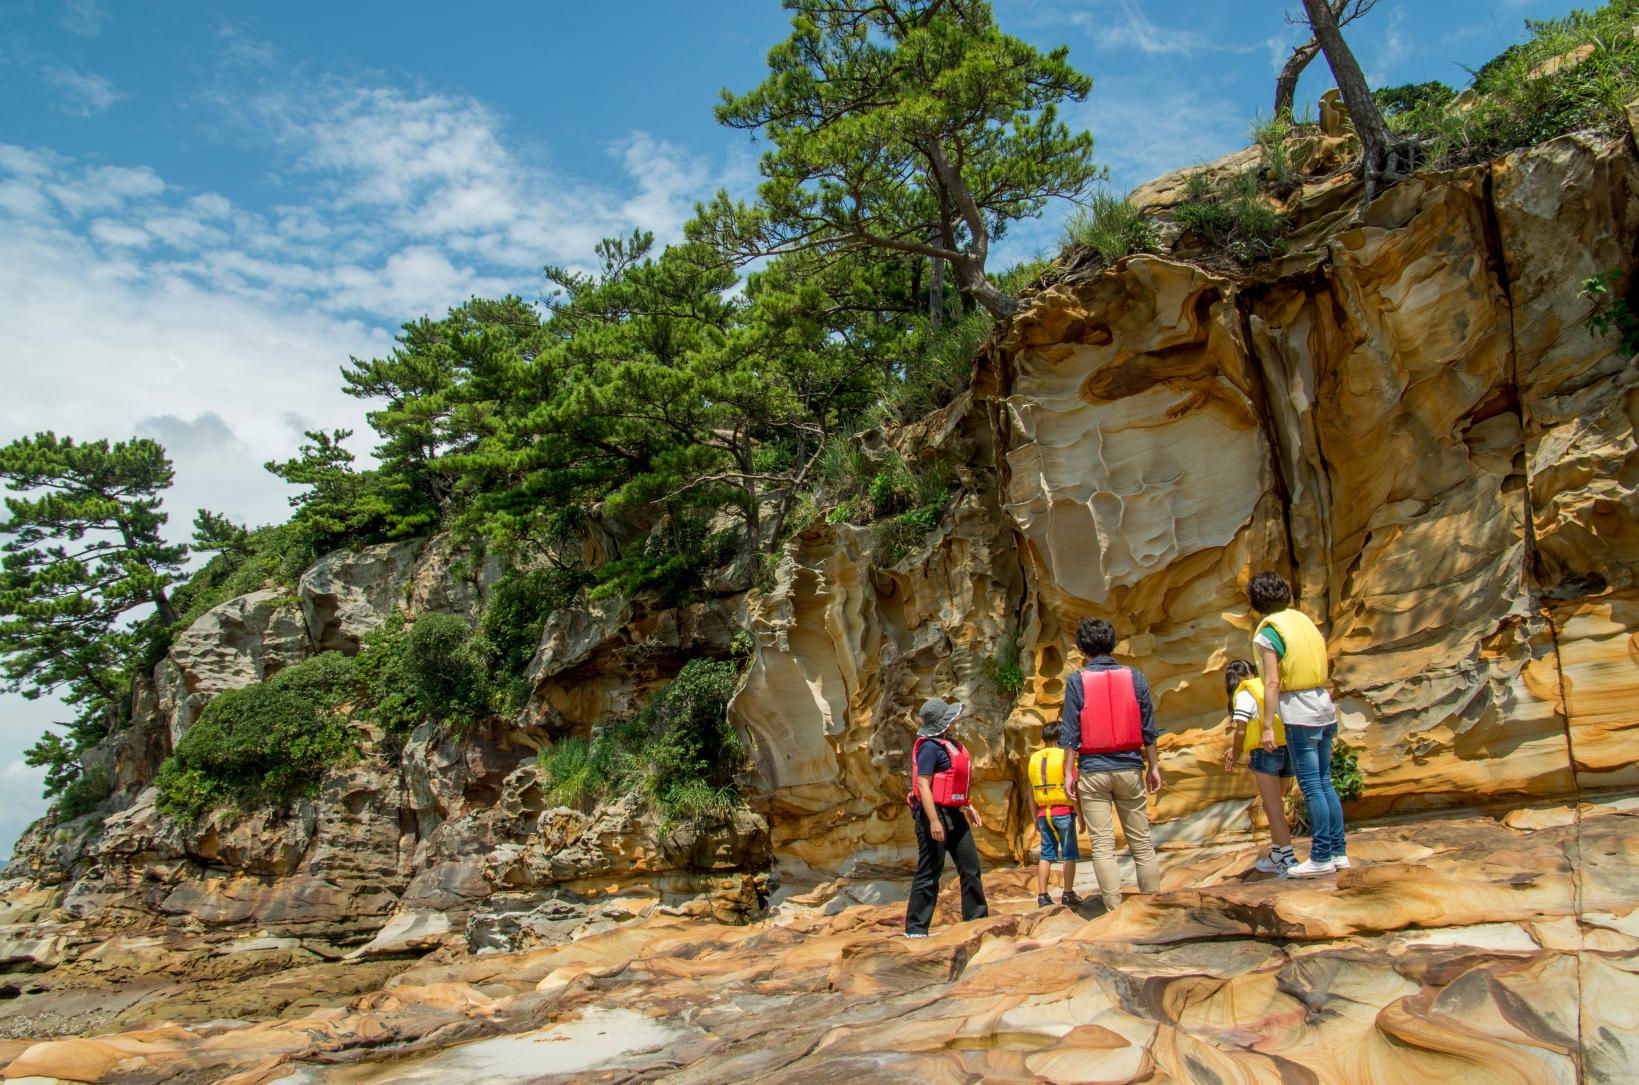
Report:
905,806,989,934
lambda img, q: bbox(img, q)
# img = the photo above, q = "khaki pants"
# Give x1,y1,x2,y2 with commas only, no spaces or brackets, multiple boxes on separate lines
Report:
1076,768,1161,911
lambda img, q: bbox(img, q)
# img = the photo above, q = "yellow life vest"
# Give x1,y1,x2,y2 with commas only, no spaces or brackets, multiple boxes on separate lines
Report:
1027,747,1071,807
1234,677,1286,751
1252,608,1328,691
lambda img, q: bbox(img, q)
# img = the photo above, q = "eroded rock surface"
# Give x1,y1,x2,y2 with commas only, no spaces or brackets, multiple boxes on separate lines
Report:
2,808,1633,1083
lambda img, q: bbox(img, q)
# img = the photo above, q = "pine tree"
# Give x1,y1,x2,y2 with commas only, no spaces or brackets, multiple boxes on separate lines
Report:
0,433,186,794
698,0,1100,319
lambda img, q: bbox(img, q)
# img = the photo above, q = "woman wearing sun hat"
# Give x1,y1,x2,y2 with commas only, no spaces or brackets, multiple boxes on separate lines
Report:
904,696,988,937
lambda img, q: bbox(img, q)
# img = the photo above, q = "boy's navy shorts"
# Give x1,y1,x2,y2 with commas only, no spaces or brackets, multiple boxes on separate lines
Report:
1036,812,1079,861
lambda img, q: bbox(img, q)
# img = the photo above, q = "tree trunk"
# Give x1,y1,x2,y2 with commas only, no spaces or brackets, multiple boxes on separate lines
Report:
928,255,945,332
1300,0,1399,201
153,586,178,628
1273,40,1319,117
957,260,1021,319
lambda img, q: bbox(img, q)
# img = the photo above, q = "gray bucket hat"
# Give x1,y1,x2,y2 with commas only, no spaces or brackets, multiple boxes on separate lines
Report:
917,697,964,738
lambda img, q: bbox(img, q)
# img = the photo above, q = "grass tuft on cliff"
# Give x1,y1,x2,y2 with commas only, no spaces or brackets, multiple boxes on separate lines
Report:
537,657,745,828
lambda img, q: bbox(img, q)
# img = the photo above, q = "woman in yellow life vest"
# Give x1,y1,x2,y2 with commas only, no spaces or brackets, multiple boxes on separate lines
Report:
1026,722,1083,909
1247,571,1348,878
1221,659,1296,873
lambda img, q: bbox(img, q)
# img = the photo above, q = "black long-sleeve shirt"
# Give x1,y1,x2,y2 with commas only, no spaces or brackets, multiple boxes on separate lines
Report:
1059,656,1159,773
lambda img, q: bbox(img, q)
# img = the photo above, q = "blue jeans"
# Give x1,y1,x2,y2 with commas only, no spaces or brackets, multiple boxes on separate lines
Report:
1288,723,1347,861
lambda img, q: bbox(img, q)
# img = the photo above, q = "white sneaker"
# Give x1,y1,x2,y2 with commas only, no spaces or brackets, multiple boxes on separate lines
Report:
1254,851,1294,874
1331,856,1351,870
1282,858,1336,879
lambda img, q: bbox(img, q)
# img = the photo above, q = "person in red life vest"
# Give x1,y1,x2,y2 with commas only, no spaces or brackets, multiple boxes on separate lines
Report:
904,697,988,937
1058,618,1163,912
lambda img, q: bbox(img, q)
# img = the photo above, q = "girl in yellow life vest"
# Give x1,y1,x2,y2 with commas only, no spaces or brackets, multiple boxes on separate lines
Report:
1027,722,1083,909
1221,659,1297,874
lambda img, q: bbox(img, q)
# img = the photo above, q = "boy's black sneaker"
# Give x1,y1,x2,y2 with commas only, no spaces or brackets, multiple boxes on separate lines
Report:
1036,893,1054,908
1061,890,1084,908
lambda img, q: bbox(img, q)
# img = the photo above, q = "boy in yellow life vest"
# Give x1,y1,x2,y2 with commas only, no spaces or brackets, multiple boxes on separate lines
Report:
1221,659,1296,873
1027,722,1083,908
1247,571,1349,878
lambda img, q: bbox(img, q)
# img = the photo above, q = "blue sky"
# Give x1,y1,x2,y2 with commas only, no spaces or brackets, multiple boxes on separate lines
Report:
0,0,1587,854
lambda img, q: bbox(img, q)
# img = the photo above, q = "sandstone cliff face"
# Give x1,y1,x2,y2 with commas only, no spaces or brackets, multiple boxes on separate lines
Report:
3,132,1637,1050
724,132,1639,881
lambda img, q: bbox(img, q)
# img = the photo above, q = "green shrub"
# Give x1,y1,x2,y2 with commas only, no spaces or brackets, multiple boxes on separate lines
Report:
1065,191,1157,265
56,766,112,820
156,651,359,820
168,524,314,633
587,517,739,607
1372,81,1456,118
535,658,746,828
481,565,588,685
355,611,496,732
1174,170,1287,266
872,308,993,426
874,503,943,564
404,612,492,723
1330,740,1365,803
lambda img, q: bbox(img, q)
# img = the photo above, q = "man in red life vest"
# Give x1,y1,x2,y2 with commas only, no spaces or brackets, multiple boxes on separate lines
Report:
1058,618,1163,912
905,697,988,937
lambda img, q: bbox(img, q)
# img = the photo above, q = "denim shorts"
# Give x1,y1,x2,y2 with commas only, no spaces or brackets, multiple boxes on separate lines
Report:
1249,746,1294,778
1037,813,1079,861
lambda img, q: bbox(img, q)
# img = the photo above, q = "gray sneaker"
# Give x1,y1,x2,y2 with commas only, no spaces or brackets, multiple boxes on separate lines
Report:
1254,850,1294,874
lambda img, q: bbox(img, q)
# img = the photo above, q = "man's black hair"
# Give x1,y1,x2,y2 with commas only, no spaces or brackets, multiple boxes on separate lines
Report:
1075,617,1117,657
1247,571,1293,615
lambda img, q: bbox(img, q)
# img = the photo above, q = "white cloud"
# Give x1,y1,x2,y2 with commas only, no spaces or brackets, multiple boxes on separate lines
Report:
1367,6,1412,87
43,65,124,116
59,0,108,37
89,218,150,247
1070,0,1257,59
1075,77,1251,194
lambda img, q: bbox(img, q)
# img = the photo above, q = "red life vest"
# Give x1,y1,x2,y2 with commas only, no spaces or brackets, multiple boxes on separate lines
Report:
907,737,972,809
1078,668,1143,754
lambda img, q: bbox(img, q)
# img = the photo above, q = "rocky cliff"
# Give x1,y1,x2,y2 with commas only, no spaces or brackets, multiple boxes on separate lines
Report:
3,129,1637,1066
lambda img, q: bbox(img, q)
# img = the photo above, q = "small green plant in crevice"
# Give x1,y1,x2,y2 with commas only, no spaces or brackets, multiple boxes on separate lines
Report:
155,651,360,821
1580,271,1639,355
874,503,944,565
1249,112,1298,193
535,657,747,829
1173,169,1287,266
984,631,1026,699
1064,190,1157,266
